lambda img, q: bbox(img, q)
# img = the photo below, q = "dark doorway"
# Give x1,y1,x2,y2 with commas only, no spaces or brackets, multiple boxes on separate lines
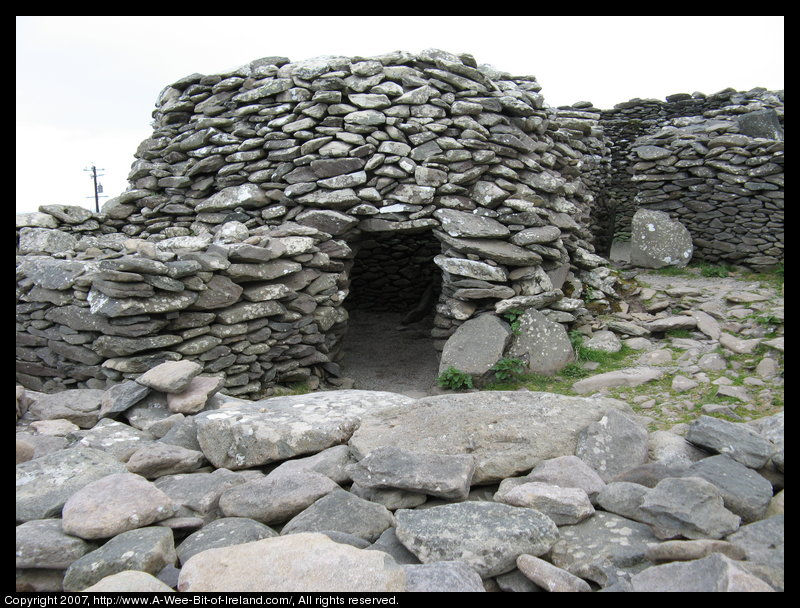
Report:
339,230,442,397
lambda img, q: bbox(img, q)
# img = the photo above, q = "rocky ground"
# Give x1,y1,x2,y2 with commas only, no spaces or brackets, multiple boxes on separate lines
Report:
15,265,783,593
340,265,784,434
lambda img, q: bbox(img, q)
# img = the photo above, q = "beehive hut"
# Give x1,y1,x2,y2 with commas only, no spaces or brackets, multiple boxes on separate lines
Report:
16,50,619,397
22,50,783,398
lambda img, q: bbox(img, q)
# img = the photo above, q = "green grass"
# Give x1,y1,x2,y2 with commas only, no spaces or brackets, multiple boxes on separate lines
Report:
665,329,695,339
484,333,637,393
644,261,784,291
744,263,784,290
698,262,735,277
481,262,785,430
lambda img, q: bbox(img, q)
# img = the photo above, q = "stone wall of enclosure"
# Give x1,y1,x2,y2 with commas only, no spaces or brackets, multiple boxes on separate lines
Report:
595,88,784,268
15,50,784,396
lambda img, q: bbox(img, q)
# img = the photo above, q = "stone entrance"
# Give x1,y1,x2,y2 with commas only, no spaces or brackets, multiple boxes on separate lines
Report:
344,230,441,316
338,228,442,395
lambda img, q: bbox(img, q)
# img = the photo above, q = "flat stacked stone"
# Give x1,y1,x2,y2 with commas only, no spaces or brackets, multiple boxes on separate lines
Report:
16,49,622,397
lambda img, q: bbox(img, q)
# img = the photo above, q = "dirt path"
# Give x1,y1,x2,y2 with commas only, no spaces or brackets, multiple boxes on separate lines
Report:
338,310,440,398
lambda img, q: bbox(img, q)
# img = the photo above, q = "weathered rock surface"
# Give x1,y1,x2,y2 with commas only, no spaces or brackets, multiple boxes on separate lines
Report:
395,502,559,578
347,447,476,500
15,356,783,592
16,447,127,522
61,473,177,539
686,415,776,469
572,367,665,395
507,309,576,375
438,314,512,384
218,470,340,524
16,519,95,569
194,391,413,469
280,489,395,542
348,391,634,484
575,409,649,482
63,526,177,592
630,553,774,592
494,482,594,525
630,209,694,269
548,511,660,586
639,477,741,540
178,533,407,592
516,553,592,592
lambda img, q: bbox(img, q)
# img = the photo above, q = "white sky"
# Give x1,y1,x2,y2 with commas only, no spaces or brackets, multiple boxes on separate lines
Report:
16,15,784,215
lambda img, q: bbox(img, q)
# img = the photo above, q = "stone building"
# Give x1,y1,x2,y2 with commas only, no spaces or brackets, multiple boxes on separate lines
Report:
15,50,784,397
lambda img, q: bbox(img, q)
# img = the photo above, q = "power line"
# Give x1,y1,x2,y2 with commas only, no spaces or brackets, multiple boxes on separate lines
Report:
84,163,108,213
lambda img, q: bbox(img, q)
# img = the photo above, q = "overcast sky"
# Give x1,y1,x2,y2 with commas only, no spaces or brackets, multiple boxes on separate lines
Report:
16,15,784,215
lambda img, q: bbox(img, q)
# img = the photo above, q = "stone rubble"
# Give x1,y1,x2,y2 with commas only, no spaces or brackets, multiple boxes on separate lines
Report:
16,343,783,591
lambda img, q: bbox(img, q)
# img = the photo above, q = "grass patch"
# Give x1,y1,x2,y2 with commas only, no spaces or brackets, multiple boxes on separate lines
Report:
665,329,695,339
484,333,637,393
746,264,784,290
698,262,735,277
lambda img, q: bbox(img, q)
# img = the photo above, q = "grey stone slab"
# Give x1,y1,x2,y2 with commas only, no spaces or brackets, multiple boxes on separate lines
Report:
395,501,558,578
630,553,775,592
639,476,741,540
438,313,512,384
349,391,635,485
63,527,177,591
346,446,476,500
575,409,649,482
548,512,660,587
15,519,96,569
686,454,774,522
280,489,394,542
16,447,127,522
194,390,414,470
686,415,776,469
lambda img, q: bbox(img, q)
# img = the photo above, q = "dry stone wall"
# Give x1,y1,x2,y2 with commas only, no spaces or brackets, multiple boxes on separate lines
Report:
16,50,618,397
597,88,784,268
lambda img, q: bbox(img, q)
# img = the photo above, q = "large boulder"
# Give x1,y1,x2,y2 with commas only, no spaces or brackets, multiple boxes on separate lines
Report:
193,390,415,469
438,314,512,385
630,208,693,269
348,391,634,485
506,309,575,375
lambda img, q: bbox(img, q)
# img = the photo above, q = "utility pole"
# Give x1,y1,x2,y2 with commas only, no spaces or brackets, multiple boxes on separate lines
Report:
84,164,107,213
